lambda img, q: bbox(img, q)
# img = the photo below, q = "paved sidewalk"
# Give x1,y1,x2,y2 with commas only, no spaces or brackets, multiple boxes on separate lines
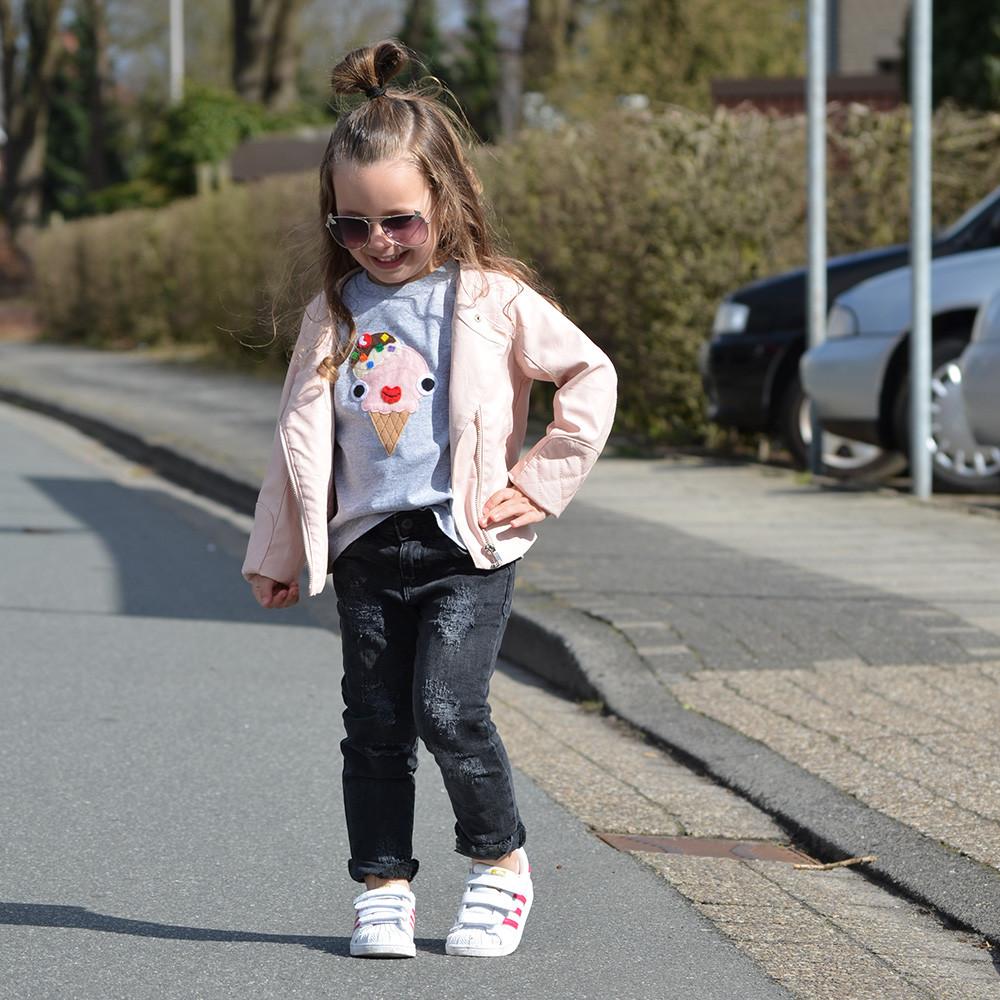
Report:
3,342,999,944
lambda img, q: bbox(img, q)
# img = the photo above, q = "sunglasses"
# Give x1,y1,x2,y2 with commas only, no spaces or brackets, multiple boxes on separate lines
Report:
325,210,431,250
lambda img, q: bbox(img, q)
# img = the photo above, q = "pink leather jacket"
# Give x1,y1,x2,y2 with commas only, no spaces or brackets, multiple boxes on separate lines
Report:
241,265,618,597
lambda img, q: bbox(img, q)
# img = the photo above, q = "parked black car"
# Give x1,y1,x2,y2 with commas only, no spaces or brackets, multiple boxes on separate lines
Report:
700,186,1000,467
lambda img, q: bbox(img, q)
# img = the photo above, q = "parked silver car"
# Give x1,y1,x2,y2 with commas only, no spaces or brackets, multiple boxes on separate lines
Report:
801,246,1000,491
961,289,1000,447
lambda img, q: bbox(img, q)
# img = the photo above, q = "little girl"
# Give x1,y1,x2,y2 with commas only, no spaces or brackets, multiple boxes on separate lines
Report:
243,39,617,959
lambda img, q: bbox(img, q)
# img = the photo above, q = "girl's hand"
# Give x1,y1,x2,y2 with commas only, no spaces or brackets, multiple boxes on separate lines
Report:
248,573,300,609
480,485,547,529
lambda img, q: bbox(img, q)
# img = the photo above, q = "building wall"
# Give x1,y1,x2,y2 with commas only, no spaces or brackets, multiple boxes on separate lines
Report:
837,0,909,75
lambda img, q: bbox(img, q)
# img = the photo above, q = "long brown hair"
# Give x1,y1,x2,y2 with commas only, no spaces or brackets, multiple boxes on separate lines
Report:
313,39,546,382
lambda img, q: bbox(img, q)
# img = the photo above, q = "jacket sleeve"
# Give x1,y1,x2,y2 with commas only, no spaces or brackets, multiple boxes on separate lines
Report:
240,316,314,585
506,287,618,517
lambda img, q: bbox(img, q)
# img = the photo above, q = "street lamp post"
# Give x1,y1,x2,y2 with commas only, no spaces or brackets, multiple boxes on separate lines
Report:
910,0,933,499
169,0,184,105
807,0,827,476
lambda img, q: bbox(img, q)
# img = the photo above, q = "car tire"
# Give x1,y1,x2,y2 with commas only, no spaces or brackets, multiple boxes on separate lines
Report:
892,336,1000,493
778,374,906,479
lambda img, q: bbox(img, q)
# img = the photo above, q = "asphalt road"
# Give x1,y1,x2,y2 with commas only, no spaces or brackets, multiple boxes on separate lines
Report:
0,402,791,1000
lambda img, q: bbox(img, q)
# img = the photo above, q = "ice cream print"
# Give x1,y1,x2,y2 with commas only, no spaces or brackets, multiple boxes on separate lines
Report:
349,331,436,455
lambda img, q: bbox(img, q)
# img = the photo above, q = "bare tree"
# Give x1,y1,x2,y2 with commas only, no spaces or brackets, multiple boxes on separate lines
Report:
232,0,307,110
1,0,65,232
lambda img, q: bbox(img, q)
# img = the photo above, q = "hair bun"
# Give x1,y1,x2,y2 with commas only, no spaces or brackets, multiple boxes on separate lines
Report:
331,39,409,98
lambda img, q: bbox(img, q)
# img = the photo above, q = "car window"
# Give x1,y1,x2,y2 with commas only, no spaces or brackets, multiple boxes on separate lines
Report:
938,188,1000,243
942,202,1000,252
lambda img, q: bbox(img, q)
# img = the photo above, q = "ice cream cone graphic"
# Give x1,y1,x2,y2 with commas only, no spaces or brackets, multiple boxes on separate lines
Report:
369,409,410,455
350,332,435,456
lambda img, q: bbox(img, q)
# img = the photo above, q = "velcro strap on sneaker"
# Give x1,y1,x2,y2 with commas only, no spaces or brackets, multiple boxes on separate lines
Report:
454,915,504,929
354,889,413,910
356,909,411,926
461,890,518,913
353,890,414,925
466,872,523,894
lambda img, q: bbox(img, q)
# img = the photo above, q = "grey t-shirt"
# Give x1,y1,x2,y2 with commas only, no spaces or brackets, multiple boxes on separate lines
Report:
328,261,465,563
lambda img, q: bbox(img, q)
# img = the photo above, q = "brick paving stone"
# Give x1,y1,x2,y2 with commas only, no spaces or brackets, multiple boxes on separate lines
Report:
711,671,1000,819
919,731,1000,770
640,856,972,1000
860,666,1000,739
490,669,785,842
519,489,1000,673
494,707,685,835
848,736,1000,822
722,673,889,742
667,667,1000,869
788,667,960,738
752,866,998,1000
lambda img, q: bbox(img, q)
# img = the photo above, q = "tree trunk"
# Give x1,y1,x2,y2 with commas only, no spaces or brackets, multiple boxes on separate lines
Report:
263,0,305,111
81,0,110,191
232,0,304,109
400,0,447,79
0,0,64,233
0,1,14,138
400,0,438,60
232,0,267,101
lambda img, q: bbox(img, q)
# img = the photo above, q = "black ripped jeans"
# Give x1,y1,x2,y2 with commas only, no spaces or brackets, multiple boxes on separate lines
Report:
331,507,525,884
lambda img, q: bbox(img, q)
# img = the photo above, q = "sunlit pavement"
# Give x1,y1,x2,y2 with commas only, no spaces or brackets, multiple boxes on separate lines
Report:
3,341,1000,949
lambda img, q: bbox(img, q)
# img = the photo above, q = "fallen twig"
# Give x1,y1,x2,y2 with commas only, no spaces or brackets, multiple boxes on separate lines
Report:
794,854,878,871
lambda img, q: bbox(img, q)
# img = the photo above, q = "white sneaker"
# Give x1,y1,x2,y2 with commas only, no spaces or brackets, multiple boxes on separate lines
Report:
445,848,533,957
350,886,416,958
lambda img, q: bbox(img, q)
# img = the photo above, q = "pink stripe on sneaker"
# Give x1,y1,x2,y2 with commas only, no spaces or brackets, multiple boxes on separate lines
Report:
503,918,519,929
513,893,527,904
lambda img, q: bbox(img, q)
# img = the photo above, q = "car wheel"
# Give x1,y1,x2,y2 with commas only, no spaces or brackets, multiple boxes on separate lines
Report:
779,374,906,479
892,336,1000,493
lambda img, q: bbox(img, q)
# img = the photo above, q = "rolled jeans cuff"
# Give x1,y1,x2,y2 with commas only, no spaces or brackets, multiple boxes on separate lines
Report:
455,821,527,862
348,857,420,884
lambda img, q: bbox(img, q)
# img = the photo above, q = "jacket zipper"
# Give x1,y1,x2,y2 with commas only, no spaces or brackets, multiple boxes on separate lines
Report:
474,406,502,568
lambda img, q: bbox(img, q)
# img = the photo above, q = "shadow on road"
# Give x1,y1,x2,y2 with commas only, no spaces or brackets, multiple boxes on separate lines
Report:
25,476,319,628
0,900,447,956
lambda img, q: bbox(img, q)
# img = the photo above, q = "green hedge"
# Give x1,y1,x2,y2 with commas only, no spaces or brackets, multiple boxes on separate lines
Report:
30,173,316,355
29,105,1000,442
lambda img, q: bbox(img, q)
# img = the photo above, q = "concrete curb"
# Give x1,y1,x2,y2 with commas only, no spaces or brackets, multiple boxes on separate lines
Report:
4,382,999,946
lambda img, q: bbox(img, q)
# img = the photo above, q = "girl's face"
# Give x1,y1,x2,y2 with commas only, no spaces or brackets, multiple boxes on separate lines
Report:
331,158,439,285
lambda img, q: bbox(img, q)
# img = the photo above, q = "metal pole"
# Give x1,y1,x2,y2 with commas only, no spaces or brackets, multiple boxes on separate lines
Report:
910,0,932,498
807,0,827,475
169,0,184,105
0,16,7,150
